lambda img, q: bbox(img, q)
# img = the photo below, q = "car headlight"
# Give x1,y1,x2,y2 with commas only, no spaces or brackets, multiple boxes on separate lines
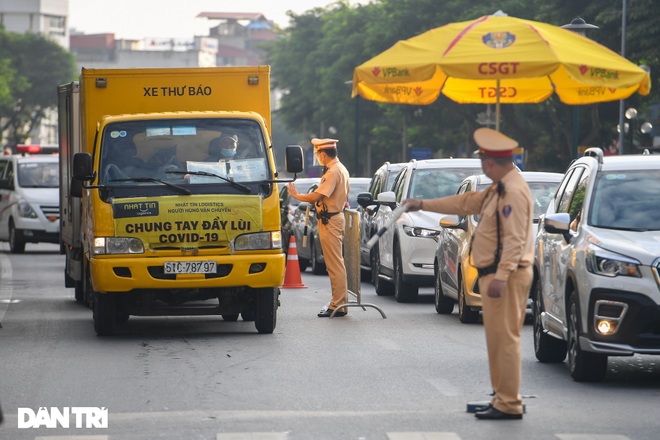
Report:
402,225,441,239
585,246,641,278
93,237,145,255
234,231,282,251
17,201,37,218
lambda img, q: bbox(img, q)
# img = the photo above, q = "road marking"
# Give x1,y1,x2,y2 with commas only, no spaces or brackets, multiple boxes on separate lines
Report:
217,433,289,440
387,433,462,440
35,436,108,440
556,435,631,440
426,378,461,396
375,338,401,350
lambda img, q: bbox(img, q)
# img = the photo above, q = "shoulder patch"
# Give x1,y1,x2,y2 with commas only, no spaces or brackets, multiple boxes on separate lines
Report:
502,205,512,218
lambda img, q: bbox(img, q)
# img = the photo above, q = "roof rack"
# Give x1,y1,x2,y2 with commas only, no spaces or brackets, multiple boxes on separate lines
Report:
582,147,603,165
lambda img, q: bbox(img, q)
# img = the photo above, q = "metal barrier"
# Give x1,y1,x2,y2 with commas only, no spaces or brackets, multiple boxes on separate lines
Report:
331,209,386,318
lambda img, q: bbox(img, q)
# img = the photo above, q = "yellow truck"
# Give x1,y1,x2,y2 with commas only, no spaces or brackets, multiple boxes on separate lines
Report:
57,67,303,336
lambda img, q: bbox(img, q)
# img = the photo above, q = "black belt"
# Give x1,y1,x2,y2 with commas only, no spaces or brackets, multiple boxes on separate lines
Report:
476,264,498,277
476,264,526,277
318,211,341,225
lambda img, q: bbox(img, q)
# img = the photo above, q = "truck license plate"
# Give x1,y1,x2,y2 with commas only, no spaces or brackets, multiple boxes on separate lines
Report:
164,261,217,274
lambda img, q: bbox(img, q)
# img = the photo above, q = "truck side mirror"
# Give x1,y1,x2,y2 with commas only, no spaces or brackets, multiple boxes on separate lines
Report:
72,152,93,181
285,145,304,174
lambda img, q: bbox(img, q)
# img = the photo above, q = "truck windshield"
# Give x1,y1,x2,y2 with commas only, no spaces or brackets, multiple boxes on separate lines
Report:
99,118,270,186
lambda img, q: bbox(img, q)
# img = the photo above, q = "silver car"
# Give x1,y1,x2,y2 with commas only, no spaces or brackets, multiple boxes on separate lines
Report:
533,148,660,382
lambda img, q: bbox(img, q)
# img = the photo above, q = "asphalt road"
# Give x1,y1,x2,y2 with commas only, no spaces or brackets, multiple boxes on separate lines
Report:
1,243,660,440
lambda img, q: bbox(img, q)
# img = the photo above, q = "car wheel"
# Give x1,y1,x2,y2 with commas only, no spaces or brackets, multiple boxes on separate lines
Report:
373,244,394,296
369,244,379,286
393,241,418,303
310,237,326,275
93,293,116,336
532,277,566,362
255,287,278,334
457,269,479,323
434,261,454,314
9,222,25,254
568,292,607,382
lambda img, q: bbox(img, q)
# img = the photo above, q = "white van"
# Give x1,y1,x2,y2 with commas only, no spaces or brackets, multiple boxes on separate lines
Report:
0,145,60,253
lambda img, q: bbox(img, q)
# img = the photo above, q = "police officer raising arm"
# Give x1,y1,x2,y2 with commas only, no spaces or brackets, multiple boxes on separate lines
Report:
287,138,350,318
404,128,534,420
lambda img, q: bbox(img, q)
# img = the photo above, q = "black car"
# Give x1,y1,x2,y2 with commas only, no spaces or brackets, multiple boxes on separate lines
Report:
279,177,320,255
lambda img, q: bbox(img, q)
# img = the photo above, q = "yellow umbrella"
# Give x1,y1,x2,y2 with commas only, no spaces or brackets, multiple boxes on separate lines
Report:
352,12,651,130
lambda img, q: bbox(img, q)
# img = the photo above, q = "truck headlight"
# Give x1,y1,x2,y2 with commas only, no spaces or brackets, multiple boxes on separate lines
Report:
585,247,641,278
93,237,145,255
234,231,282,251
17,201,37,218
402,225,440,239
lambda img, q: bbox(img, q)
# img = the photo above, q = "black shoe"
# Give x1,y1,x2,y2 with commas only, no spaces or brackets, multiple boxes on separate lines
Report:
475,407,522,420
317,309,347,317
470,403,492,413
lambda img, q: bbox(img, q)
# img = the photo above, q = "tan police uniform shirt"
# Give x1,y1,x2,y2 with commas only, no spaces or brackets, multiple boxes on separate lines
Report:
315,158,349,211
423,169,533,282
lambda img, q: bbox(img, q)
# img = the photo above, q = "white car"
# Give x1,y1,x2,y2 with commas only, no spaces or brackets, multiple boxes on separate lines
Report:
0,146,60,253
534,148,660,382
371,158,482,302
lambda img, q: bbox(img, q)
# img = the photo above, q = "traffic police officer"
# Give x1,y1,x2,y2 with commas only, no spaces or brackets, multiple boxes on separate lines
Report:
405,128,533,420
287,138,350,317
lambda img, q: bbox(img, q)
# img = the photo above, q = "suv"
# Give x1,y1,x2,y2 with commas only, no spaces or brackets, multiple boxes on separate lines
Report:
356,161,406,283
0,145,60,253
370,158,482,302
533,148,660,382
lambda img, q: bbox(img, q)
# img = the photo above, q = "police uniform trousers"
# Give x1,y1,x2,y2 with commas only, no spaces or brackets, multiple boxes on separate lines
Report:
318,213,348,312
478,265,532,415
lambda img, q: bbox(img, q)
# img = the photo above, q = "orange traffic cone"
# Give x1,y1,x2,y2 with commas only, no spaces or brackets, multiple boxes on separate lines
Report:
282,236,307,288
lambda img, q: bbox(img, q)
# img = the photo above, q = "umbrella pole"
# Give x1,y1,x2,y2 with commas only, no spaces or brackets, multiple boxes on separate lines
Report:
495,79,501,132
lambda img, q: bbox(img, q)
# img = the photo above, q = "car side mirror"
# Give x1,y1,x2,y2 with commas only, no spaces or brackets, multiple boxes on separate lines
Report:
357,192,373,209
543,212,572,243
376,191,397,208
0,178,13,190
439,214,467,232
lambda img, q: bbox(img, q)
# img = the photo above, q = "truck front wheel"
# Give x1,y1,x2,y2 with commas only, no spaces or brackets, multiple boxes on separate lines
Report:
254,287,279,334
93,293,116,336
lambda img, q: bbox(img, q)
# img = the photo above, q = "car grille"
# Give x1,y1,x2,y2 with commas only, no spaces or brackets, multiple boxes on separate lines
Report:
41,204,60,222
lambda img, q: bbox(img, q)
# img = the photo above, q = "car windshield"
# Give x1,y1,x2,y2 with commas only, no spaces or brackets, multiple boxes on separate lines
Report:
529,182,560,219
17,162,59,188
409,167,482,199
99,118,269,186
590,169,660,230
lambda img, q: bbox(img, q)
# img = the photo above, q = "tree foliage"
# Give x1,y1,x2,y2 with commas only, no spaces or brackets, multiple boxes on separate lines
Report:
266,0,659,176
0,27,76,149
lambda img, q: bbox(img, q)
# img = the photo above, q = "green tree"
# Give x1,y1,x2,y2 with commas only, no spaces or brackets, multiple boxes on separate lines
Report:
0,27,76,149
266,0,657,176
